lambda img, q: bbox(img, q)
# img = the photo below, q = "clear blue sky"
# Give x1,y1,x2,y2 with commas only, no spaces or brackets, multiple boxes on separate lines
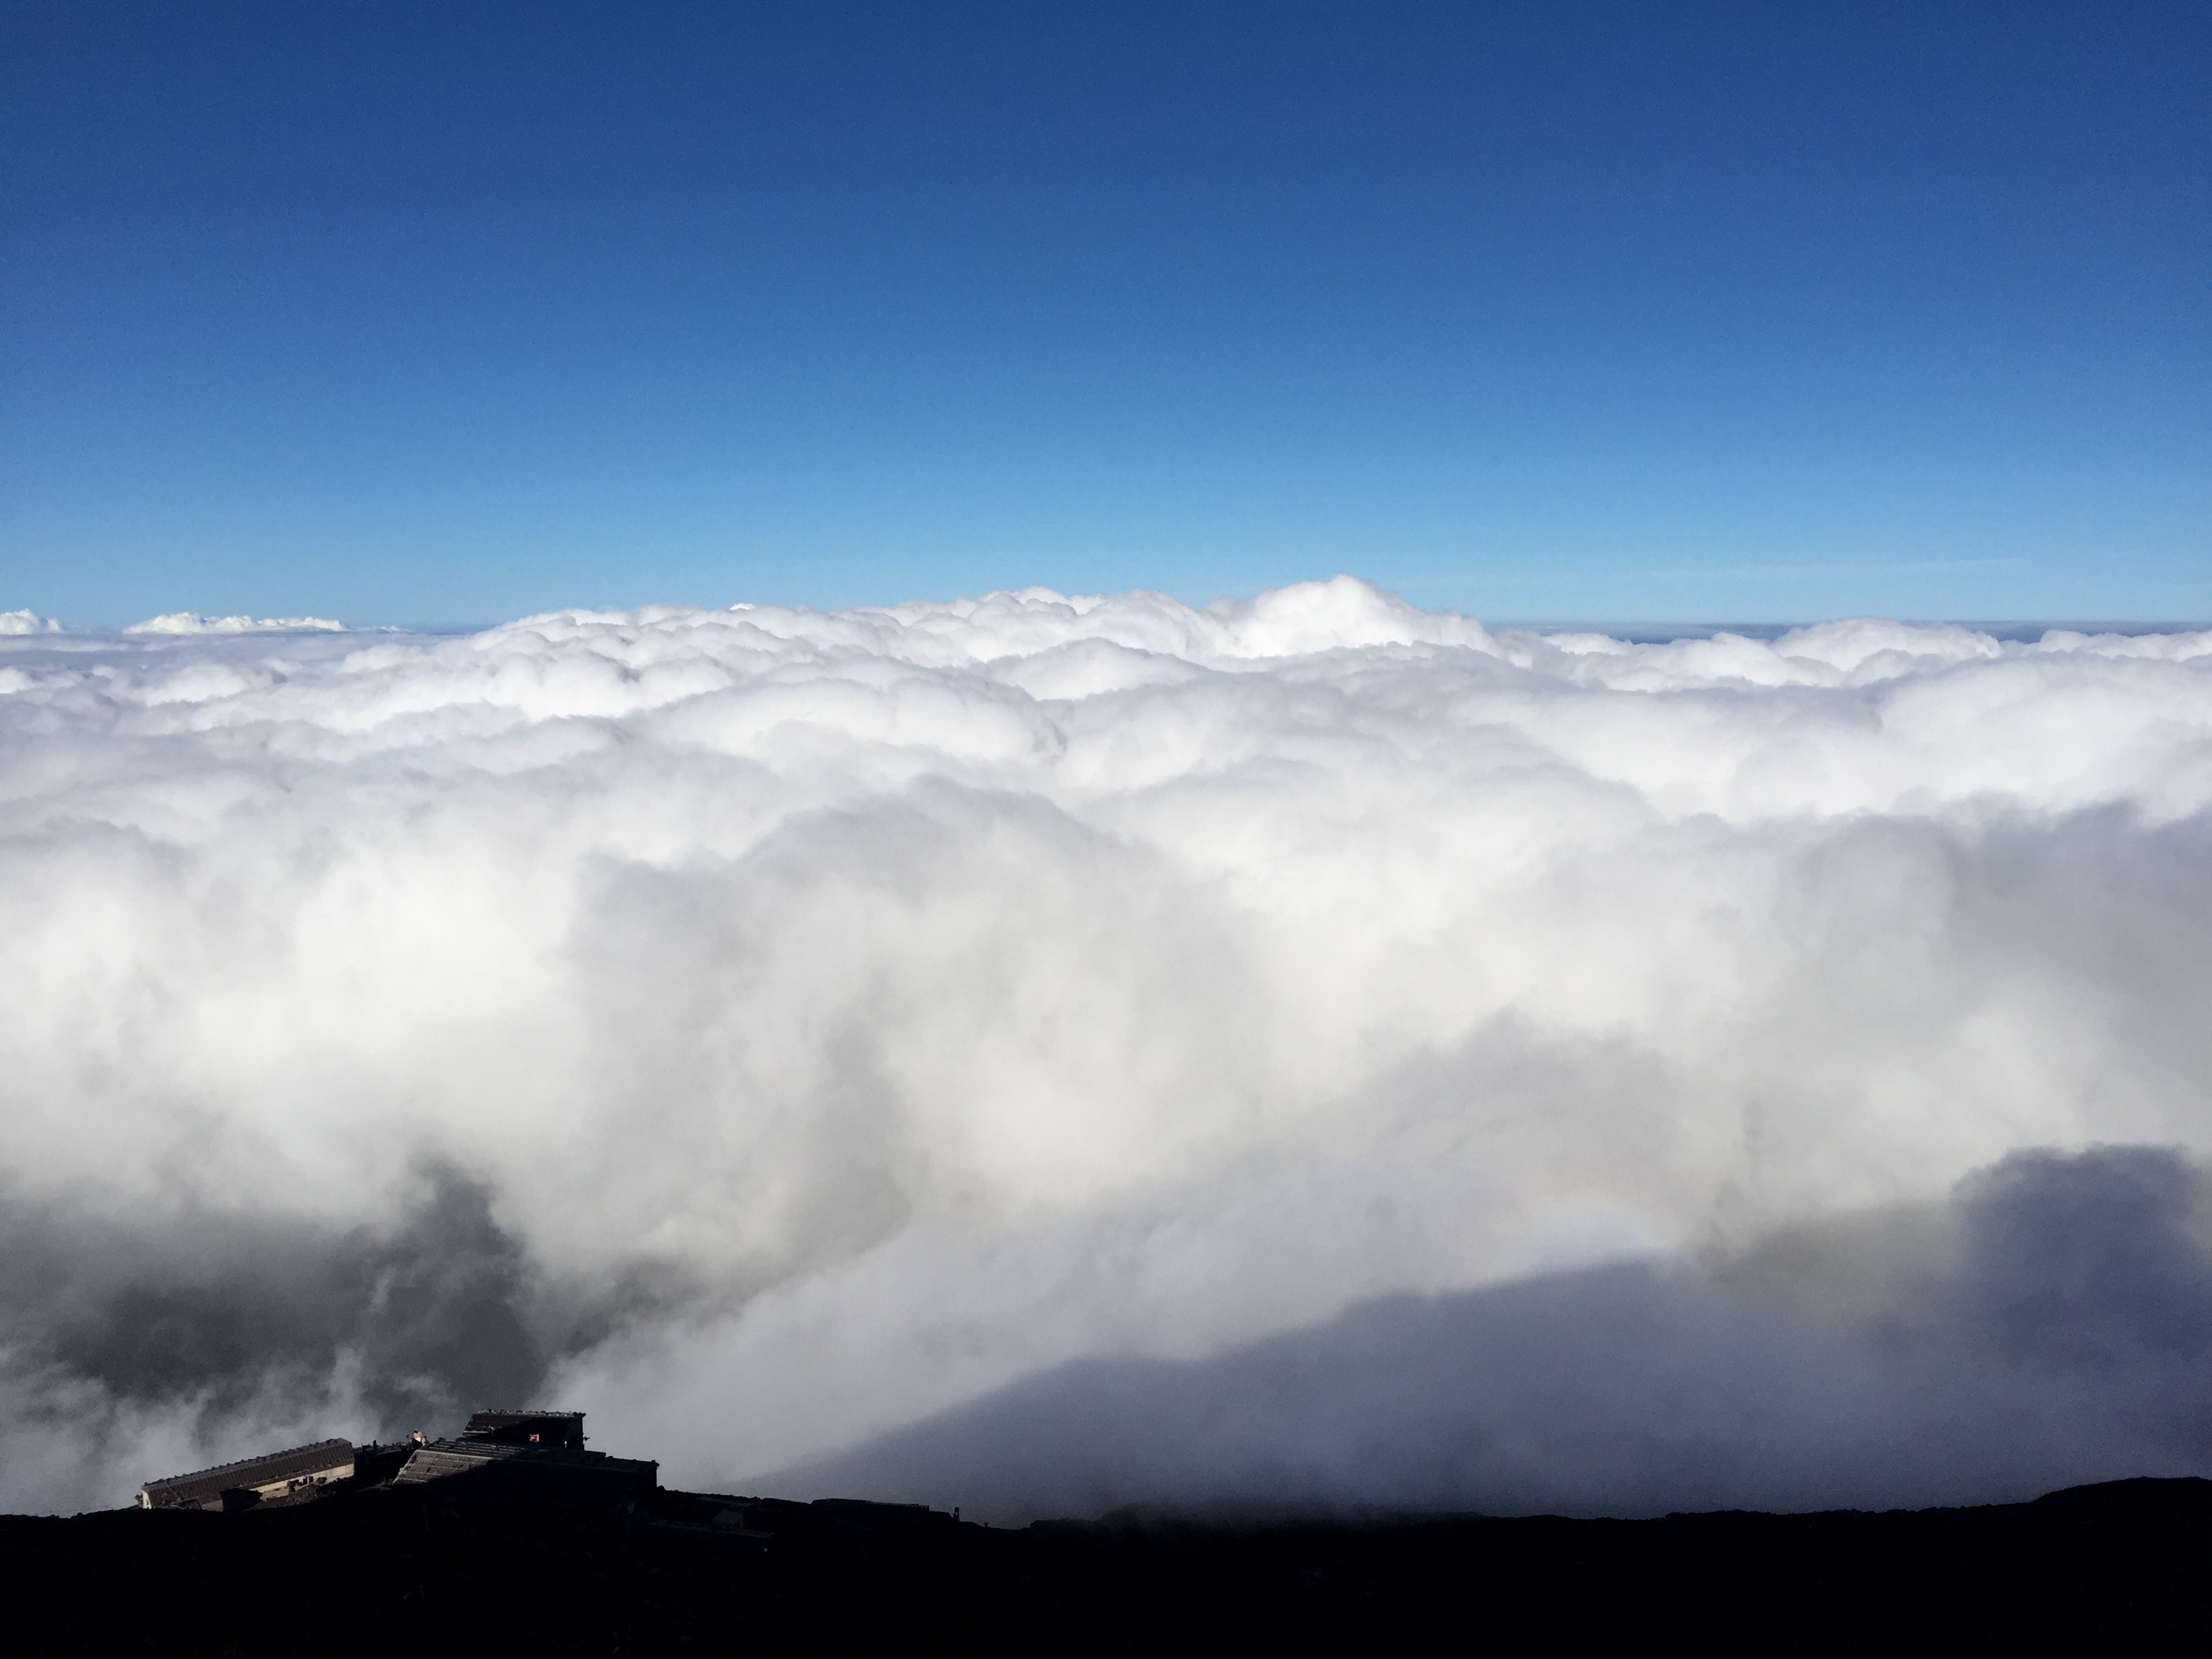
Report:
3,1,2205,627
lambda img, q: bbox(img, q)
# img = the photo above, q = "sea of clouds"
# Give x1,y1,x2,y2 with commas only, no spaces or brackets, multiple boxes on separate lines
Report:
2,577,2210,1517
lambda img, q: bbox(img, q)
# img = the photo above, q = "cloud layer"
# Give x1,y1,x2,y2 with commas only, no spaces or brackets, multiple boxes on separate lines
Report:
121,613,347,635
780,1145,2212,1519
1,579,2209,1513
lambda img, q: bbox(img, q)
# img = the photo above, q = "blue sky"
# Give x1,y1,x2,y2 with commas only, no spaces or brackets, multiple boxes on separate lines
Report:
3,1,2205,627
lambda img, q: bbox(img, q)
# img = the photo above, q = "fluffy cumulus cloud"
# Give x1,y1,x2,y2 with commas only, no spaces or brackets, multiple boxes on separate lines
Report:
1,577,2209,1516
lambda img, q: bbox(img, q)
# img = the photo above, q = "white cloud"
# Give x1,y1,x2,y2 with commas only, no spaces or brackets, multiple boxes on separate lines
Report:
0,611,60,635
1,578,2209,1511
122,613,346,634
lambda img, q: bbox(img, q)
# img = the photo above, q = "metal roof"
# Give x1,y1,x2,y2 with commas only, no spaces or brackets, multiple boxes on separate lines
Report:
463,1408,586,1446
466,1408,584,1422
140,1439,354,1507
390,1437,657,1506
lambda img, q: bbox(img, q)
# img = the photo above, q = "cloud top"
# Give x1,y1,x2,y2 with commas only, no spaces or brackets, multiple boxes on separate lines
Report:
121,613,346,634
1,577,2209,1513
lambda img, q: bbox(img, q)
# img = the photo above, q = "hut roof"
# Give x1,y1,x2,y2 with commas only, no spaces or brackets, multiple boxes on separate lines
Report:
140,1439,354,1508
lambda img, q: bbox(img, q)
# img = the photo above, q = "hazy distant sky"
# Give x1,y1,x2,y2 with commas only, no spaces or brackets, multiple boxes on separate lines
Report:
3,1,2205,626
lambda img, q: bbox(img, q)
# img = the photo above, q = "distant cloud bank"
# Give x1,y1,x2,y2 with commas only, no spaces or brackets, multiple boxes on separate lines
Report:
121,612,346,634
1,578,2209,1514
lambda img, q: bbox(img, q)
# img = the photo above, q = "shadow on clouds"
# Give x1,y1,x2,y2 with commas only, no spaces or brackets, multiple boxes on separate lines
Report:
772,1147,2212,1521
0,1166,556,1442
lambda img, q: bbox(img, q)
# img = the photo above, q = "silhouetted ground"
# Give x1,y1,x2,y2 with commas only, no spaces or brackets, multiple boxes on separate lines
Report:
5,1475,2209,1654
